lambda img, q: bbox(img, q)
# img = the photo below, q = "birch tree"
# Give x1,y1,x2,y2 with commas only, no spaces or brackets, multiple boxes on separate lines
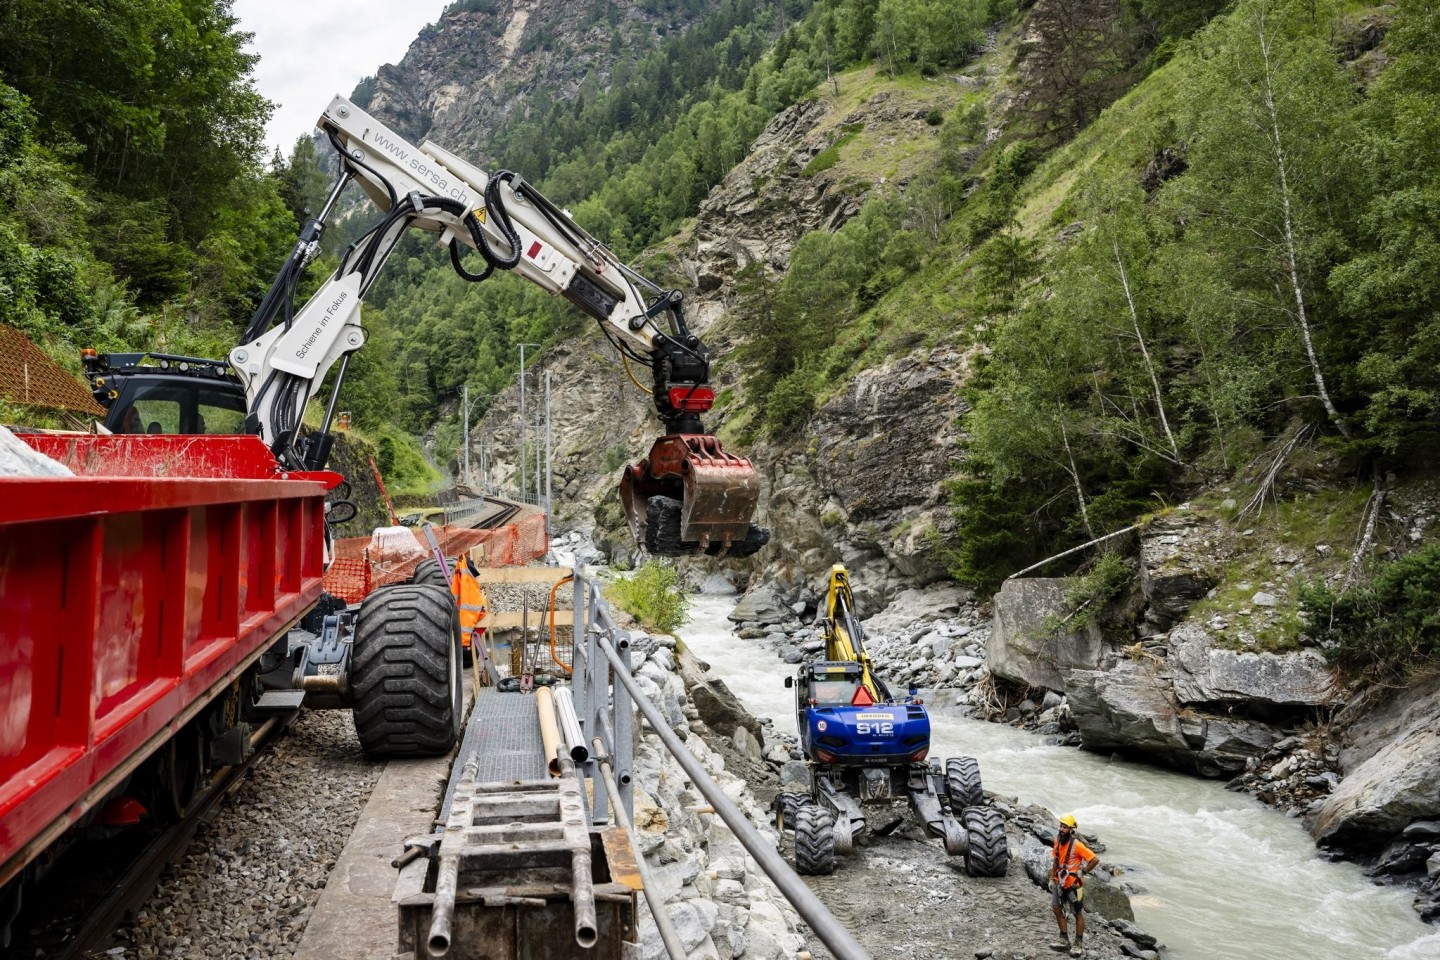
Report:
1176,0,1361,438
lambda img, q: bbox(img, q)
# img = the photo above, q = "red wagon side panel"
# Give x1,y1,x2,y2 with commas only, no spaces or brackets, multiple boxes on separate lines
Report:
0,435,337,887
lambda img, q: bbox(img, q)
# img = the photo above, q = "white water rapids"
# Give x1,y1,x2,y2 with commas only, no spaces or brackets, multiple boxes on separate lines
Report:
679,595,1440,960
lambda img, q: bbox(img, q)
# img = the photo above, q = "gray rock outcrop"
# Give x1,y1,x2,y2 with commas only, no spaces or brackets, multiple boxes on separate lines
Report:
988,579,1106,692
1313,673,1440,851
1168,622,1336,710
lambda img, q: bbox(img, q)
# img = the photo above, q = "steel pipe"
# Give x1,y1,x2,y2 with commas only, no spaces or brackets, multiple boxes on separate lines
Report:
427,853,460,957
596,632,873,960
536,686,563,777
553,686,589,764
556,754,598,948
594,736,687,960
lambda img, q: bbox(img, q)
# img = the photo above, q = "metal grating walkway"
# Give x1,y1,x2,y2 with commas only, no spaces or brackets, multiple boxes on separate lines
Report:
441,687,549,818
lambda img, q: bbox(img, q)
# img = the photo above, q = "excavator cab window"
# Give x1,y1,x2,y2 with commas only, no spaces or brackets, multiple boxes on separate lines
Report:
810,678,863,706
107,377,247,436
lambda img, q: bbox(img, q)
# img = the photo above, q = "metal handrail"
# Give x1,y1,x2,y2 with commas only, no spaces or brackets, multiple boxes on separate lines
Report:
566,563,872,960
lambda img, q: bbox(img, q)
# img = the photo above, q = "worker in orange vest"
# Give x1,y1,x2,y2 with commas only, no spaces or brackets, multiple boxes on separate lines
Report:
450,555,489,657
1049,813,1099,956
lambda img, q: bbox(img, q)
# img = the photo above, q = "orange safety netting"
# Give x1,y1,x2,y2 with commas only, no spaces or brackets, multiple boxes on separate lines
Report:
322,512,550,604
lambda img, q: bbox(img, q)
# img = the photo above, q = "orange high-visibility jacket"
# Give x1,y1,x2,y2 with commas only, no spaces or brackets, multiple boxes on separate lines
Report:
1052,837,1097,889
451,561,489,643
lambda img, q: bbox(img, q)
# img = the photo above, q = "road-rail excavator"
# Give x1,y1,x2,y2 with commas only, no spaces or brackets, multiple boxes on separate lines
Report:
776,565,1010,877
86,95,769,559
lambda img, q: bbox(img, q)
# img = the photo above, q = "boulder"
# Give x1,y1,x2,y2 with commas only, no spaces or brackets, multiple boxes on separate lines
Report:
727,585,790,625
679,650,765,746
1168,623,1336,709
1313,674,1440,851
1067,662,1277,776
988,579,1105,692
698,572,739,596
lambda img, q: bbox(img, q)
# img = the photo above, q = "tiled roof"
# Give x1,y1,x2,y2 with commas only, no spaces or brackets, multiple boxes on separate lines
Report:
0,324,106,416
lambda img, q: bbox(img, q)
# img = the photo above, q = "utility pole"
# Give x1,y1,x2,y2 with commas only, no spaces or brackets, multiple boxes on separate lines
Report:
517,342,541,502
544,370,552,534
460,387,494,489
534,402,542,503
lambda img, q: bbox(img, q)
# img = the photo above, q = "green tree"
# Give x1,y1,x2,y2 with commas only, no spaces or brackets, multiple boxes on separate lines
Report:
1327,0,1440,455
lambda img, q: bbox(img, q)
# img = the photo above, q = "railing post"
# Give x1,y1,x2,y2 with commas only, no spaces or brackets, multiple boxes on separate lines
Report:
614,631,634,818
571,561,586,714
587,583,609,825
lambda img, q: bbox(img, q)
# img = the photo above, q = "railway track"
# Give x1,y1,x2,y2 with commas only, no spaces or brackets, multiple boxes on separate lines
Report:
2,710,303,960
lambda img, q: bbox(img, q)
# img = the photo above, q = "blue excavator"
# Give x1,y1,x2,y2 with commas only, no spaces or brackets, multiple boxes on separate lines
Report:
775,565,1010,877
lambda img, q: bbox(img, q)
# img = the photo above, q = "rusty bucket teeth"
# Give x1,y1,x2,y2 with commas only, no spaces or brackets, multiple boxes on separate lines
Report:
616,434,768,558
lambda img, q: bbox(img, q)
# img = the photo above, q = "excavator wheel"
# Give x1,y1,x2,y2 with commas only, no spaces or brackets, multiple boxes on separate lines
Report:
793,804,837,876
644,496,770,558
410,557,451,589
350,583,464,758
773,792,806,832
961,806,1010,878
945,756,984,810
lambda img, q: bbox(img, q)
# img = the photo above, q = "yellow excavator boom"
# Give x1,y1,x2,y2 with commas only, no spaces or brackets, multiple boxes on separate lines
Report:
822,564,885,702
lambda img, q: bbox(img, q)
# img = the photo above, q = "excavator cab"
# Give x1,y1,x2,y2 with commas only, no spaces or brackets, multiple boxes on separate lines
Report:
82,351,247,436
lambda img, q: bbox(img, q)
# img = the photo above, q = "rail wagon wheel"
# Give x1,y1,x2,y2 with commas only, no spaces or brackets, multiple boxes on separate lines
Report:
156,726,205,822
793,804,836,876
410,557,451,589
946,756,984,810
351,583,463,758
961,806,1010,878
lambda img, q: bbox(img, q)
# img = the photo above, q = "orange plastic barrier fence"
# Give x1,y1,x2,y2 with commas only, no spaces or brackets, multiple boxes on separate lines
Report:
322,513,549,604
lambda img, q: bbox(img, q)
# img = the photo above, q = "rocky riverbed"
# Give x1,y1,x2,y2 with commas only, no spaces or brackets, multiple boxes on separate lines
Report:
616,611,1157,960
712,552,1440,929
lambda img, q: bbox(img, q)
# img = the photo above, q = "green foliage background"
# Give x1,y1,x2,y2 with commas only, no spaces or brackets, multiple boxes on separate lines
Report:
607,561,691,635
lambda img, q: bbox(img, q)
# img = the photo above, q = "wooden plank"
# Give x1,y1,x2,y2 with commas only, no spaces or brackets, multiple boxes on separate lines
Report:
486,610,575,629
472,567,571,585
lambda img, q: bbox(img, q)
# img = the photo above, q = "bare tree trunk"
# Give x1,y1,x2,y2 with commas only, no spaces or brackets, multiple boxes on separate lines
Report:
1256,9,1350,437
1056,404,1095,538
1112,237,1181,463
1342,467,1386,593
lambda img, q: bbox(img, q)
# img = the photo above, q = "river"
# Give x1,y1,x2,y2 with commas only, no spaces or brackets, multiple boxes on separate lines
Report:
679,594,1440,960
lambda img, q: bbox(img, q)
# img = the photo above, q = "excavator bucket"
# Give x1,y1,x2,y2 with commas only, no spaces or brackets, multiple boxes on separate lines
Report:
619,434,767,558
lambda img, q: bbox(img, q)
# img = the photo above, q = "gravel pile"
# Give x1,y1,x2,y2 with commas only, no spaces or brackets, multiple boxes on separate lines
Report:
114,710,383,959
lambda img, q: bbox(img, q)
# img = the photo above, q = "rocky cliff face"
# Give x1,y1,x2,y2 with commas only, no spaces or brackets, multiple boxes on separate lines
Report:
364,0,703,161
468,77,973,607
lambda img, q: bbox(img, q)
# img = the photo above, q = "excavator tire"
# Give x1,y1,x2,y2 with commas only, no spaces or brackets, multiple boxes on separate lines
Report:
961,806,1010,878
774,792,806,832
644,496,771,559
946,756,984,810
350,583,463,758
410,557,451,589
793,804,837,876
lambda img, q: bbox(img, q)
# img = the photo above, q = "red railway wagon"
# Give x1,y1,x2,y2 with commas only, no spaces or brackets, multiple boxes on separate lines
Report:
0,434,338,889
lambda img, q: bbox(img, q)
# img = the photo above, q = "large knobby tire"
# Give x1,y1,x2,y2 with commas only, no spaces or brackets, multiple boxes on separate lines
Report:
962,806,1010,878
946,756,984,810
645,496,771,558
410,557,451,589
351,583,463,758
774,792,806,832
793,804,837,876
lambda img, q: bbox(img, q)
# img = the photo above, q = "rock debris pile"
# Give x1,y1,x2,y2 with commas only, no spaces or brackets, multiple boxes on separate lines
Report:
618,627,810,960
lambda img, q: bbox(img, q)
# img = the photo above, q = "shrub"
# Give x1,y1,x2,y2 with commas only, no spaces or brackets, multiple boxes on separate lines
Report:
1301,543,1440,682
608,561,690,635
